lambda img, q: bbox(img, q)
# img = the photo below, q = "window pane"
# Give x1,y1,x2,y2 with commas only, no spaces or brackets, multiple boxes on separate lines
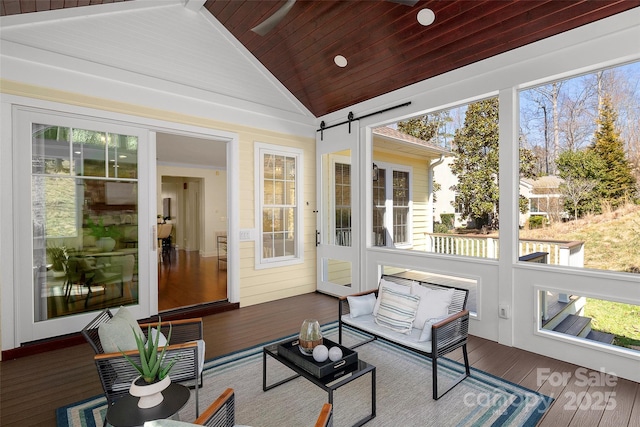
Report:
539,290,639,353
73,128,107,177
260,148,299,261
378,97,500,257
373,169,386,246
108,133,138,179
274,181,284,205
335,163,351,247
32,122,139,322
519,61,640,274
32,125,71,175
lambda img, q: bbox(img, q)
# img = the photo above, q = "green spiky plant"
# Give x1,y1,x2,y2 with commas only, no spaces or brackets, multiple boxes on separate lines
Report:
121,320,178,384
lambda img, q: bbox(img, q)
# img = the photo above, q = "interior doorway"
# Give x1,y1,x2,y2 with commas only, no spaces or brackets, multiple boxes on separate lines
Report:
156,133,228,312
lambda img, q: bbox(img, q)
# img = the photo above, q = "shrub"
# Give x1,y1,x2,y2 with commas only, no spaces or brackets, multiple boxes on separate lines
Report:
440,213,455,229
434,223,450,234
528,215,548,229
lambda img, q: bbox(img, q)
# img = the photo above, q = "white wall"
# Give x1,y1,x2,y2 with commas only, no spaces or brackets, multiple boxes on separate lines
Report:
158,167,228,256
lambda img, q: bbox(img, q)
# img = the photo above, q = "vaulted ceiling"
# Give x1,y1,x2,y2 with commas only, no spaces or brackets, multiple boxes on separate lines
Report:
2,0,638,118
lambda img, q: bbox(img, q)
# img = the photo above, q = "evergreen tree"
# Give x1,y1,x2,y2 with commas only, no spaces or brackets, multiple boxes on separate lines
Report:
449,98,500,228
398,111,453,148
589,95,636,208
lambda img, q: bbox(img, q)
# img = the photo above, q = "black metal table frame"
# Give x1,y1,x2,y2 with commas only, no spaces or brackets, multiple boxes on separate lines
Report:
263,342,376,427
105,382,191,427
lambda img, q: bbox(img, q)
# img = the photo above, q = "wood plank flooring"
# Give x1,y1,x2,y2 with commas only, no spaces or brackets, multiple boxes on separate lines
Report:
1,292,638,426
158,249,227,311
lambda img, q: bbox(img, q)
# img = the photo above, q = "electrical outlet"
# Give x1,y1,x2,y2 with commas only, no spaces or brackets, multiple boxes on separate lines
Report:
239,229,253,241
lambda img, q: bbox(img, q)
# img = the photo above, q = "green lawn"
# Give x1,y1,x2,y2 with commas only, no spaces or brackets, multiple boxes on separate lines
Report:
520,204,640,350
583,298,640,349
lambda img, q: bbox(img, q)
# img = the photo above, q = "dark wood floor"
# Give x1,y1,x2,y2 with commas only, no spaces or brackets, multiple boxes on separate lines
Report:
1,292,638,426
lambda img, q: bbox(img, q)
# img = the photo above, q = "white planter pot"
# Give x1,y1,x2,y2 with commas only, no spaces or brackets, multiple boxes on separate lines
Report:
96,237,116,252
129,375,171,408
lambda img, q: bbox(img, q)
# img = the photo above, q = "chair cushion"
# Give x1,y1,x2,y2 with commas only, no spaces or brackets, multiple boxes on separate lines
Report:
374,287,420,334
98,306,145,353
418,316,449,342
411,283,454,329
372,278,412,316
148,328,205,375
347,293,376,318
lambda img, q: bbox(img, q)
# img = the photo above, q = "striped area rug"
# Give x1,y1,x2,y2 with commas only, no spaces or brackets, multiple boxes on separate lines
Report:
57,324,552,427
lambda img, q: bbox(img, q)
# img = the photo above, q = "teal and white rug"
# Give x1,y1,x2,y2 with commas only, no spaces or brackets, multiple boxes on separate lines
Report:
57,324,552,427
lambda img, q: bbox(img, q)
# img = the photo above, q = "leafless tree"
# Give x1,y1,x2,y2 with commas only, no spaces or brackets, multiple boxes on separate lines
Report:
560,177,598,220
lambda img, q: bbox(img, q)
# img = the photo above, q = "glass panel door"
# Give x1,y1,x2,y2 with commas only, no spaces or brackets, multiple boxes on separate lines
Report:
15,108,151,345
316,125,359,296
31,124,139,321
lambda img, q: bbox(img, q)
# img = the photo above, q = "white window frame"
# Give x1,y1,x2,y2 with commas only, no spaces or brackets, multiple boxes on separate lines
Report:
374,161,413,249
254,142,304,269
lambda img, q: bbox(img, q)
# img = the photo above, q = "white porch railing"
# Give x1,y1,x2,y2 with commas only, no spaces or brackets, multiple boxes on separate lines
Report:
424,233,585,267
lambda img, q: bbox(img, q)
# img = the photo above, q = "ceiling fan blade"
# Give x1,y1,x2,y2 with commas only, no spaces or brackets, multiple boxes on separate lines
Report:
388,0,420,5
251,0,297,36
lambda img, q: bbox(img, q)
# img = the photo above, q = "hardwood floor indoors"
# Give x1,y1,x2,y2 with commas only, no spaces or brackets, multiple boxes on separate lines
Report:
1,292,638,426
158,249,227,312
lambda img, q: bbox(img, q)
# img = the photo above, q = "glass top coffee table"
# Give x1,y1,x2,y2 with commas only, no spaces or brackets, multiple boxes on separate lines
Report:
263,338,376,427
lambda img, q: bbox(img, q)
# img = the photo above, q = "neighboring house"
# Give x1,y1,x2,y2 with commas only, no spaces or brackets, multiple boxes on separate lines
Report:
520,175,568,226
431,156,462,228
371,127,450,249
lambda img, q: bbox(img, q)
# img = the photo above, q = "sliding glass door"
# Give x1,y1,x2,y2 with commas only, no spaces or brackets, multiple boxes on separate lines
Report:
15,108,152,343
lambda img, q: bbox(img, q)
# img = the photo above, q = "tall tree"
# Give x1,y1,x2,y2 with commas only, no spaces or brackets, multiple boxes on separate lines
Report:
398,110,453,148
589,95,637,208
449,98,500,228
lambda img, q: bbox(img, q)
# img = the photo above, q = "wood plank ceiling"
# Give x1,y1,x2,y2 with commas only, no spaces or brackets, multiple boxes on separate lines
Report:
2,0,639,117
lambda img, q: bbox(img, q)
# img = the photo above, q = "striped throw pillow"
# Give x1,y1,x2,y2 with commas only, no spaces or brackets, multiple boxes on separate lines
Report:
374,288,421,334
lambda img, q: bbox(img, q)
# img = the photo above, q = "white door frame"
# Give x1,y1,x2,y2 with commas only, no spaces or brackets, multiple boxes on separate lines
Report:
0,96,240,350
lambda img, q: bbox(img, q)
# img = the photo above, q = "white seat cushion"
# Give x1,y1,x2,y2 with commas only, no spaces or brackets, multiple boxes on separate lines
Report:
342,314,432,353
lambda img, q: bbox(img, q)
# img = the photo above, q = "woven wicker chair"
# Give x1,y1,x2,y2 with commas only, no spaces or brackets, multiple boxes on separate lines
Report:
81,308,204,421
194,388,235,426
192,389,329,427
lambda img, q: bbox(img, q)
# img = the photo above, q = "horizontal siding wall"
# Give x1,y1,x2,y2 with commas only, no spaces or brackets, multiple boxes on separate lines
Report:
0,80,316,356
237,127,317,307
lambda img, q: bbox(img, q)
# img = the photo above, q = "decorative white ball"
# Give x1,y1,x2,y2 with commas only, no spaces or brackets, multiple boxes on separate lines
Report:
312,345,329,362
328,346,343,362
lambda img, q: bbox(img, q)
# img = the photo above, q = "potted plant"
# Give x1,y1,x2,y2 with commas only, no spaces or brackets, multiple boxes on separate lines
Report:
86,218,120,252
122,320,178,408
46,244,68,277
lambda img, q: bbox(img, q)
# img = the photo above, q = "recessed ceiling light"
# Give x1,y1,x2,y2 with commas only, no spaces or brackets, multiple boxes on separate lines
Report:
417,8,435,26
334,55,348,68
